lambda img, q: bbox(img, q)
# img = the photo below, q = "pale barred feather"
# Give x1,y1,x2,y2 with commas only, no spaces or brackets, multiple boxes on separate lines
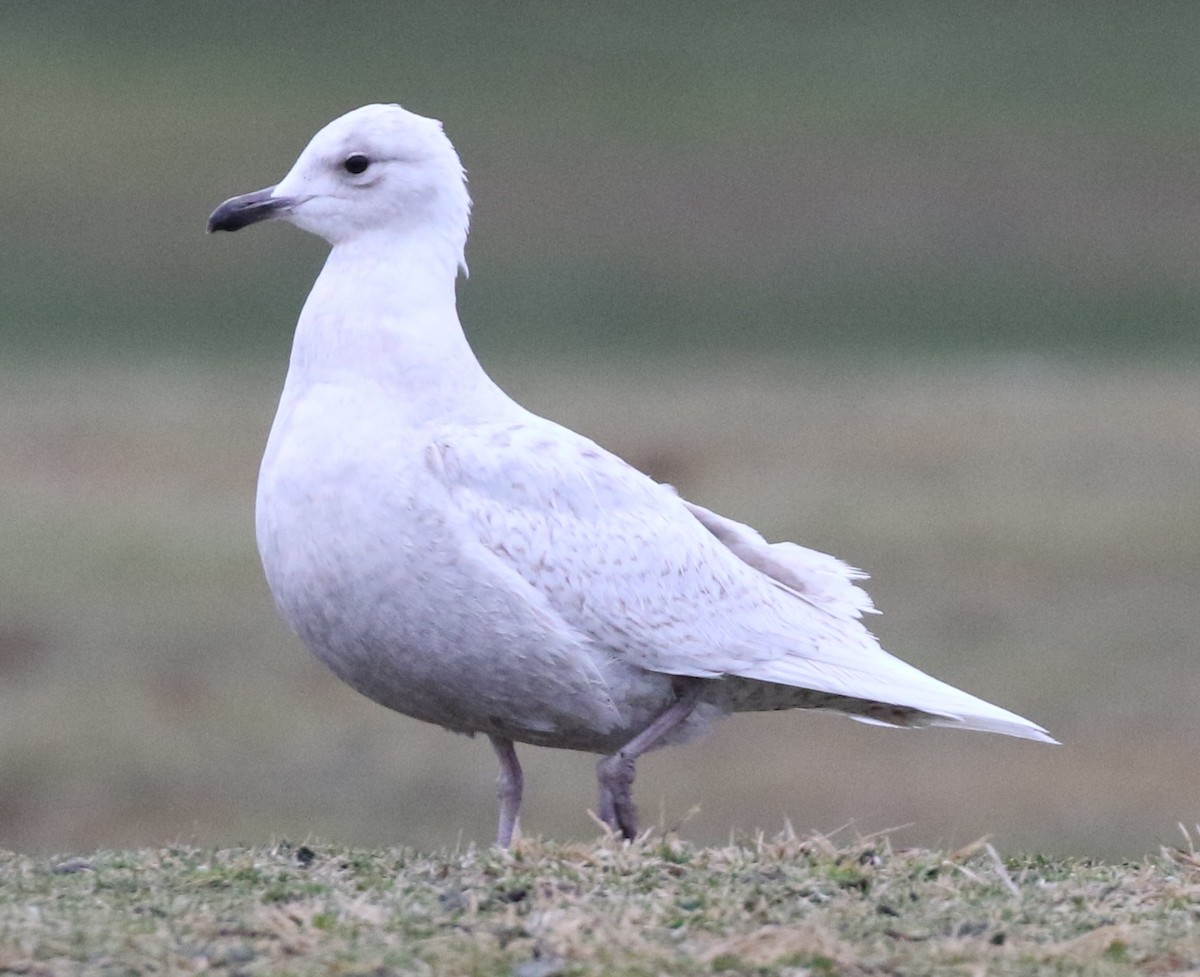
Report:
433,419,1056,744
681,500,876,619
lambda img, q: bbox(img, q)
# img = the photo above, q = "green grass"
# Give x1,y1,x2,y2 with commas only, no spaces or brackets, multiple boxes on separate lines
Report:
3,832,1199,975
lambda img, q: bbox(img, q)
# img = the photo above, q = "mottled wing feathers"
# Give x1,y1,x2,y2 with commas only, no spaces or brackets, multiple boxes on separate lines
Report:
429,419,1056,743
681,500,876,621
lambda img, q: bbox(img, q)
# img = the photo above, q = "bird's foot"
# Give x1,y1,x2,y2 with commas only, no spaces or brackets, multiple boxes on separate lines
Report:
596,753,638,840
594,678,705,842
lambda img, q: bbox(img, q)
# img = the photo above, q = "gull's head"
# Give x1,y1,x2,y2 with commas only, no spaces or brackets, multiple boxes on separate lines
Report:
208,103,471,256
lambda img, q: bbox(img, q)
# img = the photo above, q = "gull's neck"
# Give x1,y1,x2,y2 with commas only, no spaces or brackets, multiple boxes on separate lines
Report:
284,228,504,414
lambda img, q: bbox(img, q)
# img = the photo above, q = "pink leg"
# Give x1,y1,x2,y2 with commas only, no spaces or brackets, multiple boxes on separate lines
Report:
489,735,523,847
596,679,705,840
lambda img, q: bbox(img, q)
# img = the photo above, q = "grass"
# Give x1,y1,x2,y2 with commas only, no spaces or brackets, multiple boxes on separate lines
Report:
3,831,1200,975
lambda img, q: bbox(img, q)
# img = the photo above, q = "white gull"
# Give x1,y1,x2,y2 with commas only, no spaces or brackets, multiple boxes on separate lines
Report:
208,103,1056,847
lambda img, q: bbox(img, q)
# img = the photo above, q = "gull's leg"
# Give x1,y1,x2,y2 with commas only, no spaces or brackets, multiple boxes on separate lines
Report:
596,678,705,840
489,735,524,847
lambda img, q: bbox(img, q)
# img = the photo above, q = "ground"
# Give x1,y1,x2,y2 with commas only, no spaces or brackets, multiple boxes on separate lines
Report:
2,832,1199,976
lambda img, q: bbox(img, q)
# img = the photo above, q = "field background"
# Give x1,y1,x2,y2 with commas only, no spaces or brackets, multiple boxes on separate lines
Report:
1,2,1198,861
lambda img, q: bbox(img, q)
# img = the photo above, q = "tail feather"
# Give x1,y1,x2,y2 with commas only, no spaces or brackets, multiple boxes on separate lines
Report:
735,650,1056,744
681,497,1057,746
850,707,1058,744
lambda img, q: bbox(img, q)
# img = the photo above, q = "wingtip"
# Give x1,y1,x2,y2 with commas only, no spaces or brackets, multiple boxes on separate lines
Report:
932,714,1060,744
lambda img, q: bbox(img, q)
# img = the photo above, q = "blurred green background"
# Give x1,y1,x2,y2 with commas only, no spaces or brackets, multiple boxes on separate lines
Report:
2,1,1198,858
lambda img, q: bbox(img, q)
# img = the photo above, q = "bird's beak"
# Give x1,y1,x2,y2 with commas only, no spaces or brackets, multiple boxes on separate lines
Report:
207,186,297,233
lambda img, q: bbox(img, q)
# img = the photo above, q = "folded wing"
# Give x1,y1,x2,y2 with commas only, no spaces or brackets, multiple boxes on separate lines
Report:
429,418,1055,744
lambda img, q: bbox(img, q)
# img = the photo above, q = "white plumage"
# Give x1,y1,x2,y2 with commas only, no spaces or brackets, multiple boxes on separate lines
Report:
208,103,1055,846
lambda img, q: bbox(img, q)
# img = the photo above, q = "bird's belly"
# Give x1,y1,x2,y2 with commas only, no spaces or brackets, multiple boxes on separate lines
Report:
254,447,671,750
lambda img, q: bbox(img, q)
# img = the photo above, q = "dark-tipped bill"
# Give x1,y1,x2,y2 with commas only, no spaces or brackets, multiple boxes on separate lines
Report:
207,187,293,233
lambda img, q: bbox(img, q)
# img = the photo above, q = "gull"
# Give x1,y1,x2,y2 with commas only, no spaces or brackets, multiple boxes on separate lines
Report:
208,103,1055,847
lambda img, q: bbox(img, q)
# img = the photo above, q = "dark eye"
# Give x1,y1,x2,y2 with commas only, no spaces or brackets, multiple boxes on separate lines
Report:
343,154,370,175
